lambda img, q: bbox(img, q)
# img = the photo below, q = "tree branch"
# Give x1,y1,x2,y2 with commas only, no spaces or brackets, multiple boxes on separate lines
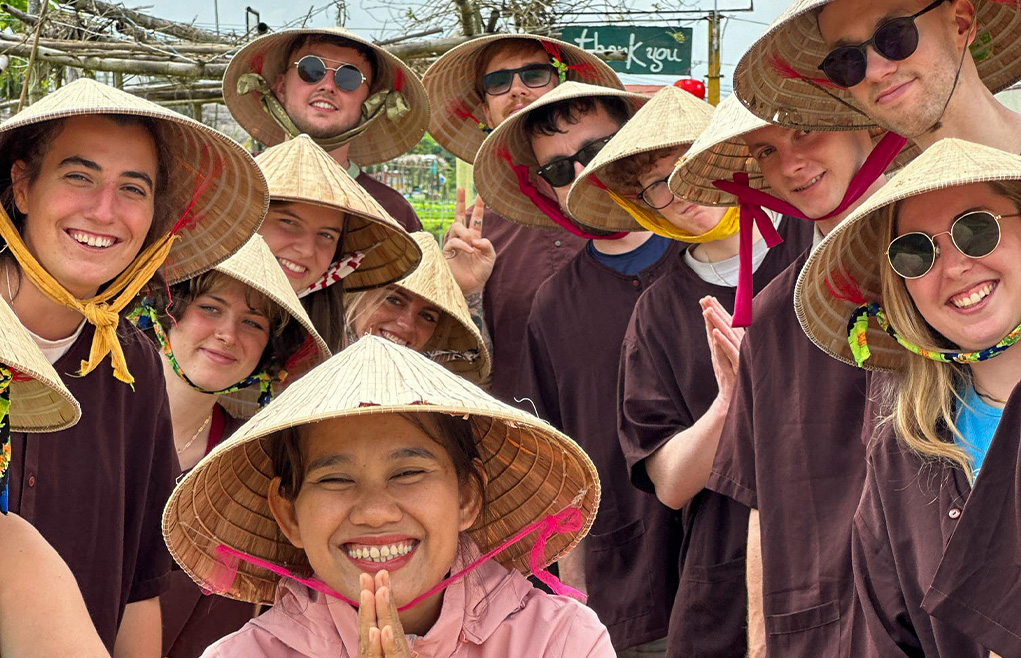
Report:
66,0,226,43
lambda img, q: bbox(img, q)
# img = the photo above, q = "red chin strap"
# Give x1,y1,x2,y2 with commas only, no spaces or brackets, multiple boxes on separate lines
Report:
711,131,907,327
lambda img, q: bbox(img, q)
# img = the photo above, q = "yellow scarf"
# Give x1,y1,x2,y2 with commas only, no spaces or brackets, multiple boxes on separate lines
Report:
0,206,178,386
607,188,740,243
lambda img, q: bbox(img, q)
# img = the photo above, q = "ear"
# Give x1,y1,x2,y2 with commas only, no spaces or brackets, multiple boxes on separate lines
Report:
271,73,288,105
10,160,29,214
457,458,488,532
267,476,305,549
950,0,977,46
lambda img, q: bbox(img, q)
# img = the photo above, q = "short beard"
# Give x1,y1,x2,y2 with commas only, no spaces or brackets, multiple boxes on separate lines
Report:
867,47,960,139
289,112,362,140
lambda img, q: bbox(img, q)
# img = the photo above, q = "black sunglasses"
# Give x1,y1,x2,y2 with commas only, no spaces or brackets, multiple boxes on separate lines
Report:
482,63,558,96
294,55,367,92
817,0,945,88
535,134,616,188
886,209,1018,279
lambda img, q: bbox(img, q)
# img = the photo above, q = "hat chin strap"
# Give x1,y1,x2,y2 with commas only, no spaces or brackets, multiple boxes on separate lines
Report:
0,367,11,514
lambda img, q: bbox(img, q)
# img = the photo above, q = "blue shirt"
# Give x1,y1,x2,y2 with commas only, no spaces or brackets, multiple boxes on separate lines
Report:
587,234,672,276
955,386,1004,479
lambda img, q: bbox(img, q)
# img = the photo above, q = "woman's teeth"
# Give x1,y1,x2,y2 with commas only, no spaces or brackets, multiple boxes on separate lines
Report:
278,258,307,274
70,230,115,248
951,283,995,309
346,541,416,563
379,330,409,347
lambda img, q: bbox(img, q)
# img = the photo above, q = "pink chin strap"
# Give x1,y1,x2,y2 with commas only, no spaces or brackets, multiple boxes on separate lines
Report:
711,131,907,328
206,505,588,611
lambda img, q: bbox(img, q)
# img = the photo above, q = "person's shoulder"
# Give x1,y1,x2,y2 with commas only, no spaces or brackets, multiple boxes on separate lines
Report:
532,248,587,307
200,615,310,658
495,587,613,656
750,247,809,321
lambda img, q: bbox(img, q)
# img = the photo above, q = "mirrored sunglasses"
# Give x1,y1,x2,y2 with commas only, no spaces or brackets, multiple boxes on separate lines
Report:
886,209,1017,279
294,55,367,92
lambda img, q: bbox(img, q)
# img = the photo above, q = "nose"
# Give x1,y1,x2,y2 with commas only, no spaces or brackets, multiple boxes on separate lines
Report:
933,233,973,279
573,160,585,180
348,487,403,527
778,147,808,179
86,183,118,225
214,317,238,346
290,229,316,258
508,73,531,98
862,46,898,85
393,304,417,330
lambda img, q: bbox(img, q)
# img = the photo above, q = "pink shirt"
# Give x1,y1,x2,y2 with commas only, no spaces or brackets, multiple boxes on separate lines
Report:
200,549,614,658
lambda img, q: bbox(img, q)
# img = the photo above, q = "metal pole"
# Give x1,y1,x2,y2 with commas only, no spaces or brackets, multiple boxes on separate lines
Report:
707,8,721,106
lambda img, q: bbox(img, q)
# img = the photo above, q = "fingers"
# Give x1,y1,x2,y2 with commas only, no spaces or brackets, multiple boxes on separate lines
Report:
455,186,467,225
374,571,410,657
713,328,741,370
468,195,486,235
443,237,476,258
358,573,379,657
470,237,496,259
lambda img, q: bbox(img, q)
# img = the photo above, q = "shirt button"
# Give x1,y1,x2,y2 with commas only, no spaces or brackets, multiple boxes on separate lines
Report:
554,240,562,247
27,474,36,488
948,508,961,519
632,280,641,288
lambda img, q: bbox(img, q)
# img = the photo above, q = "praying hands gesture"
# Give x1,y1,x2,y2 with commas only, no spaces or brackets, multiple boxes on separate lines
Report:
357,570,412,658
700,296,746,407
443,187,496,297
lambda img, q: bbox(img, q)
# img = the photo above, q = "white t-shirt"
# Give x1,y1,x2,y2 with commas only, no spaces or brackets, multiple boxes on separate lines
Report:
26,321,87,364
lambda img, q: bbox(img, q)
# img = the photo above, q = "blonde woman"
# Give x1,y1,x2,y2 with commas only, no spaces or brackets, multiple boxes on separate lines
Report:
796,139,1021,658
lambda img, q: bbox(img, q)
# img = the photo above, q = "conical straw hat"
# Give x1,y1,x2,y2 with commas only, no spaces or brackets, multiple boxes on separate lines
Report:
423,33,624,163
567,85,715,231
0,78,268,285
0,297,80,432
224,27,430,166
163,335,600,604
795,138,1021,371
473,82,649,229
255,135,421,291
732,0,1021,131
391,232,491,384
213,235,331,418
669,93,921,207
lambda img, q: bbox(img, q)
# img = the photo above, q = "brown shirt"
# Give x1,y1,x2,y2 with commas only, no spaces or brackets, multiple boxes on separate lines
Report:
356,171,423,233
618,218,812,657
707,249,868,657
852,379,1021,658
8,321,177,651
162,405,253,658
481,209,586,403
516,240,684,650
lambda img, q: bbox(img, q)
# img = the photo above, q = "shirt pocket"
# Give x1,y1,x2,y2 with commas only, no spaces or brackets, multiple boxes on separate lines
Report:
674,558,749,656
584,518,655,626
765,600,842,656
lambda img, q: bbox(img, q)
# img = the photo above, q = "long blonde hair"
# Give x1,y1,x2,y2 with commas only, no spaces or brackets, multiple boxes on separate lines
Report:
878,180,1021,478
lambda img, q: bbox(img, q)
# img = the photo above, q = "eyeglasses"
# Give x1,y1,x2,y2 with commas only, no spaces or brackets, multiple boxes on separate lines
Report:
535,134,616,188
638,178,675,210
886,209,1018,279
482,63,558,96
294,55,367,92
817,0,945,88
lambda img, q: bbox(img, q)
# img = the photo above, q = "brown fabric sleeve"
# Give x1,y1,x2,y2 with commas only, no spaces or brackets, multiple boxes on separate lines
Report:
515,292,559,426
707,335,758,509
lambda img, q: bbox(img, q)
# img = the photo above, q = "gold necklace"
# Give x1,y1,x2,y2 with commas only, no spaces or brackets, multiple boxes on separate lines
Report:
177,412,213,455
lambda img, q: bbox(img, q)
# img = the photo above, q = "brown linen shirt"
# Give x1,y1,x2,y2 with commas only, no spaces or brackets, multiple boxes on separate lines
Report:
355,171,423,232
852,380,1021,658
707,249,868,657
618,218,813,658
162,405,253,658
516,240,684,650
481,209,586,403
8,321,177,651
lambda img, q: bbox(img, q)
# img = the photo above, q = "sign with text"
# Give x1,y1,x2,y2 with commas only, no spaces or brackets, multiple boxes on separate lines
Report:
559,26,693,76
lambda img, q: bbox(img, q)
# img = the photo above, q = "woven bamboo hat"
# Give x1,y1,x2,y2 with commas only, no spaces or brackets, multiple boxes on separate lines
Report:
423,33,624,163
0,78,268,284
732,0,1021,130
224,28,429,166
567,85,716,232
669,92,921,207
211,235,331,418
164,335,600,604
473,82,649,229
795,138,1021,371
0,297,79,433
256,135,421,291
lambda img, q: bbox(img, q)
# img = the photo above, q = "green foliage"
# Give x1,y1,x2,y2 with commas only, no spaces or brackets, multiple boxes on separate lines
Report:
411,199,458,244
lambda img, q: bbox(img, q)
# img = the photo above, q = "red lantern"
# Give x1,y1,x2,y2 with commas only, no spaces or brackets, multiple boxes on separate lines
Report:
674,78,706,100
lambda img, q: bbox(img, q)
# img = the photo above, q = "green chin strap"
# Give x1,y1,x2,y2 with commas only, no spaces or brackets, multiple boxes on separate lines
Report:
236,73,410,152
846,301,1021,367
0,367,11,514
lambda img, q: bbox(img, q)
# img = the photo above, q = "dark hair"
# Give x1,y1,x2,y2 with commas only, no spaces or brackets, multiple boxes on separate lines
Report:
284,35,381,92
140,270,306,381
474,38,551,98
270,412,487,511
523,96,630,140
600,145,683,195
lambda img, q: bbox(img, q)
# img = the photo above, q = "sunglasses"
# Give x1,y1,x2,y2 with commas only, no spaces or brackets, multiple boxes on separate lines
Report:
638,178,675,210
535,134,616,188
886,210,1018,279
817,0,945,88
482,63,558,96
294,55,367,92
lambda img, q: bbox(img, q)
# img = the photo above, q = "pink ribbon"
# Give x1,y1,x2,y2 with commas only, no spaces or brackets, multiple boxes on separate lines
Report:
711,131,907,327
207,505,588,610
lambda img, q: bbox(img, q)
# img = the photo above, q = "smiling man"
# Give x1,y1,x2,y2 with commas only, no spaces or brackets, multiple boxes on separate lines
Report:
733,0,1021,152
224,28,431,232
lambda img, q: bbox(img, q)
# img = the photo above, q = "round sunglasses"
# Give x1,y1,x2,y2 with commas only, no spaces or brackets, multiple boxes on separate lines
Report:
817,0,945,88
294,55,367,92
482,63,557,96
535,134,616,188
886,209,1019,279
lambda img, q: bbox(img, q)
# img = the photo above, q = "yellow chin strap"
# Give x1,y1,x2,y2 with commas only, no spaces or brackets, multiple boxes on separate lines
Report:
606,188,740,243
0,206,178,386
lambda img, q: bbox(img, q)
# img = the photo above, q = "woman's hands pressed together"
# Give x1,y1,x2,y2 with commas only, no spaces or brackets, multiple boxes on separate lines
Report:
358,570,413,658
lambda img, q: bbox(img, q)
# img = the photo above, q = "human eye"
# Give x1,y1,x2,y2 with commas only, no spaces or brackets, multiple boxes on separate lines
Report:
122,184,148,198
318,231,338,242
197,303,221,314
391,468,428,483
386,294,404,307
420,310,440,324
754,147,775,160
243,318,268,332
